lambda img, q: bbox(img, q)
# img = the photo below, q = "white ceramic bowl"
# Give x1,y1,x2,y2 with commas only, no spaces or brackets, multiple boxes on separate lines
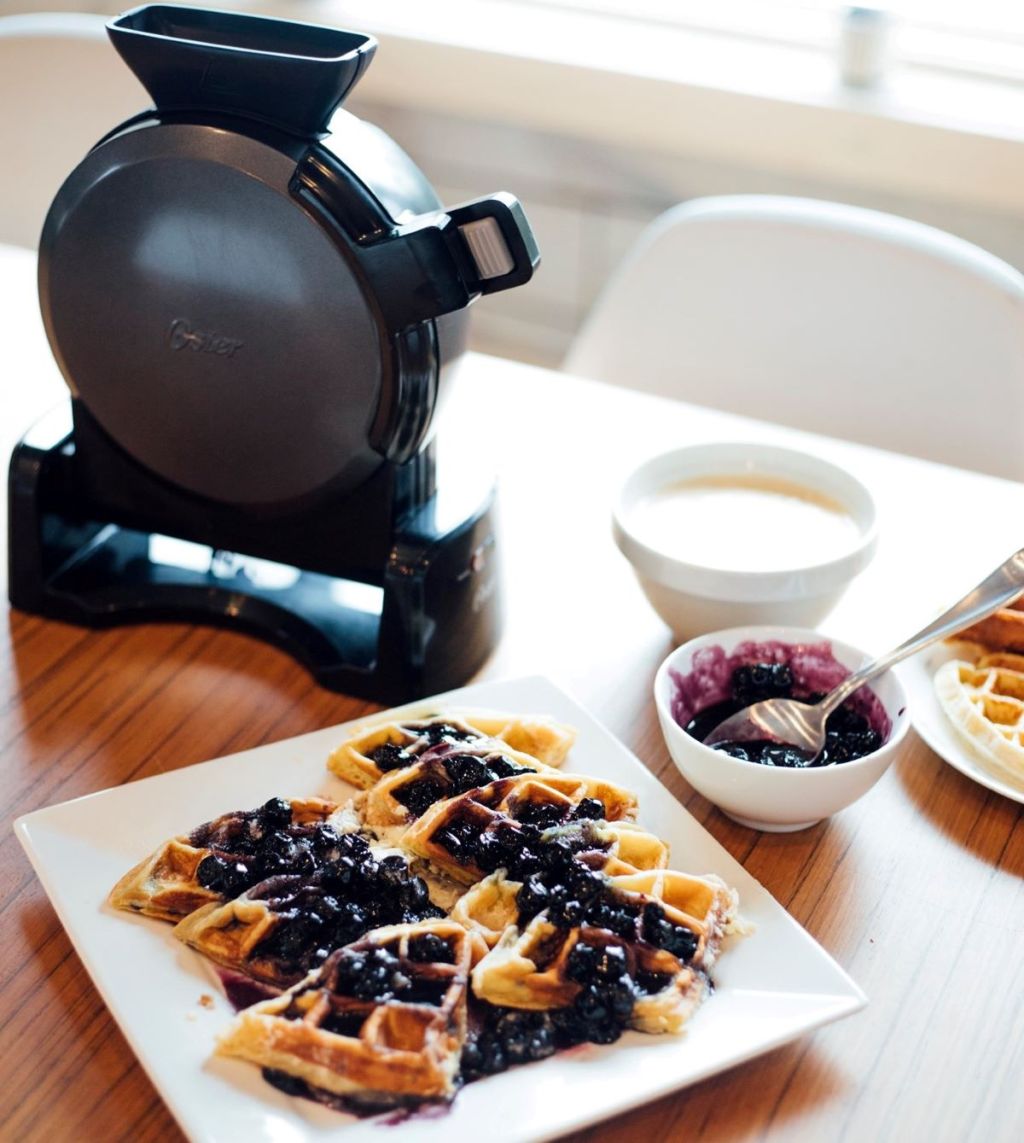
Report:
654,625,910,831
613,442,877,641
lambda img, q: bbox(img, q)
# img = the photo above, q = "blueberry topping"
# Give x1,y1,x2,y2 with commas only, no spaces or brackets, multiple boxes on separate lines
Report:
547,891,585,928
259,797,294,831
249,847,440,978
570,798,606,822
492,1011,556,1065
196,854,250,896
369,742,413,772
334,948,401,1001
460,1034,506,1081
516,875,551,922
435,817,481,860
513,800,567,828
564,864,605,903
641,903,699,961
573,983,629,1044
321,1011,366,1038
392,778,449,818
443,753,494,793
487,756,530,779
566,942,629,984
401,978,451,1006
423,722,475,746
634,969,674,996
584,896,641,939
407,934,454,964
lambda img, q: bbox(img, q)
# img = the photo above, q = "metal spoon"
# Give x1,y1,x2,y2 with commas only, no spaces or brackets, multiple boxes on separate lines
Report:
702,547,1024,762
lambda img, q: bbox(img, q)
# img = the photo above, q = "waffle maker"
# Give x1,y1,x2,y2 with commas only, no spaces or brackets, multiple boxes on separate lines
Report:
7,4,540,702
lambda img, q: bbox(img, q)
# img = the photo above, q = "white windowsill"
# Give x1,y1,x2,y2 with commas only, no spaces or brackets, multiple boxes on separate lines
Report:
22,0,1024,216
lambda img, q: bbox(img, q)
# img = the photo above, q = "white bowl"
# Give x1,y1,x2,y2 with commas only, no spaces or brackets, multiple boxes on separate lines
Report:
654,625,910,831
613,442,877,641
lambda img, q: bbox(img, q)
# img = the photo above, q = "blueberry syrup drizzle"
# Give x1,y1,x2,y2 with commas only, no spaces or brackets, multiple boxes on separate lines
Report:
261,1068,453,1120
217,968,280,1011
671,647,888,767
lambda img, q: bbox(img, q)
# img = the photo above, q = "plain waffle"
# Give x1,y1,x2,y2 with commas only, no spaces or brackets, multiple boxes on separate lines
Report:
935,655,1024,782
217,919,473,1104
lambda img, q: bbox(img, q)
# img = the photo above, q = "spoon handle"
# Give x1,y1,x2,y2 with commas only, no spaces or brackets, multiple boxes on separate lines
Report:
821,547,1024,714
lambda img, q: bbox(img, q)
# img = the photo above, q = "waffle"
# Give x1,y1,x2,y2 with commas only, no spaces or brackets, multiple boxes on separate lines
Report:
217,919,472,1105
956,597,1024,653
358,743,556,830
173,844,446,987
470,868,737,1035
328,710,575,789
450,823,671,949
109,797,342,922
472,915,702,1035
401,773,640,884
935,655,1024,782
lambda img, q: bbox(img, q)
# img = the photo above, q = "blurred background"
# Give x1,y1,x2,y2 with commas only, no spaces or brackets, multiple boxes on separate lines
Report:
2,0,1022,368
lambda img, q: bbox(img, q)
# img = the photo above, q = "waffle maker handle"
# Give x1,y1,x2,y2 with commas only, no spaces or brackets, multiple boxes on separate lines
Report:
108,4,377,138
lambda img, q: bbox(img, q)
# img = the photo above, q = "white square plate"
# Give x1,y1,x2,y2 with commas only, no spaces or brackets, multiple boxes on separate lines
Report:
15,676,865,1142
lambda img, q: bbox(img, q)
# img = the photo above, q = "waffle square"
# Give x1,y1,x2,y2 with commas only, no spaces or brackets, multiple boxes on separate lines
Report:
935,656,1024,781
401,773,639,884
217,919,473,1104
109,797,341,922
173,846,445,988
328,710,575,789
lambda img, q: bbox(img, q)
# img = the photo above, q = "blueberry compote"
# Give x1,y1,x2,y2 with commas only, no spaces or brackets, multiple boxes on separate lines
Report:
460,918,694,1081
685,663,882,767
367,720,481,774
391,752,534,818
191,797,351,899
247,843,444,982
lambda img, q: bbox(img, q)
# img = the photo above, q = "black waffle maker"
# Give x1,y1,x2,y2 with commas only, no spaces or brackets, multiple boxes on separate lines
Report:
8,4,540,702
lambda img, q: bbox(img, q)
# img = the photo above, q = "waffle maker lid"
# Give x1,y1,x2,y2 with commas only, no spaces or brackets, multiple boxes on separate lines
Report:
39,5,539,508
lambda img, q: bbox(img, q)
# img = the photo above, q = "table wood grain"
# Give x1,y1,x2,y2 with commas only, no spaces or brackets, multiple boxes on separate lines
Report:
2,243,1023,1142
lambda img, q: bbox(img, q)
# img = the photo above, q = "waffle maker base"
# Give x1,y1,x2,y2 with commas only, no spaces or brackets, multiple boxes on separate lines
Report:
8,400,501,704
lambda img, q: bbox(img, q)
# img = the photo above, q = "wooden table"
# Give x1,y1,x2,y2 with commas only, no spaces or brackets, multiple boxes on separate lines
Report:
2,240,1023,1142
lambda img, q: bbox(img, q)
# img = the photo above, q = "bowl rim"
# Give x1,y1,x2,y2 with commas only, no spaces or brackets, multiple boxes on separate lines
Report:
653,624,912,779
613,442,878,603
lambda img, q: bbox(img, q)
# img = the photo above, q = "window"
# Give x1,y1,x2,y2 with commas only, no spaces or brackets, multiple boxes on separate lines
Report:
515,1,1024,83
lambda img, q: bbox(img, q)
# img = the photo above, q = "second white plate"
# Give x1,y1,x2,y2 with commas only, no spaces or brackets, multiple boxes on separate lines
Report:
904,647,1024,804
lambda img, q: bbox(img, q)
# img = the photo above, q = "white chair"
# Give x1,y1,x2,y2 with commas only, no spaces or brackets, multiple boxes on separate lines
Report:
565,195,1024,480
0,12,148,249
